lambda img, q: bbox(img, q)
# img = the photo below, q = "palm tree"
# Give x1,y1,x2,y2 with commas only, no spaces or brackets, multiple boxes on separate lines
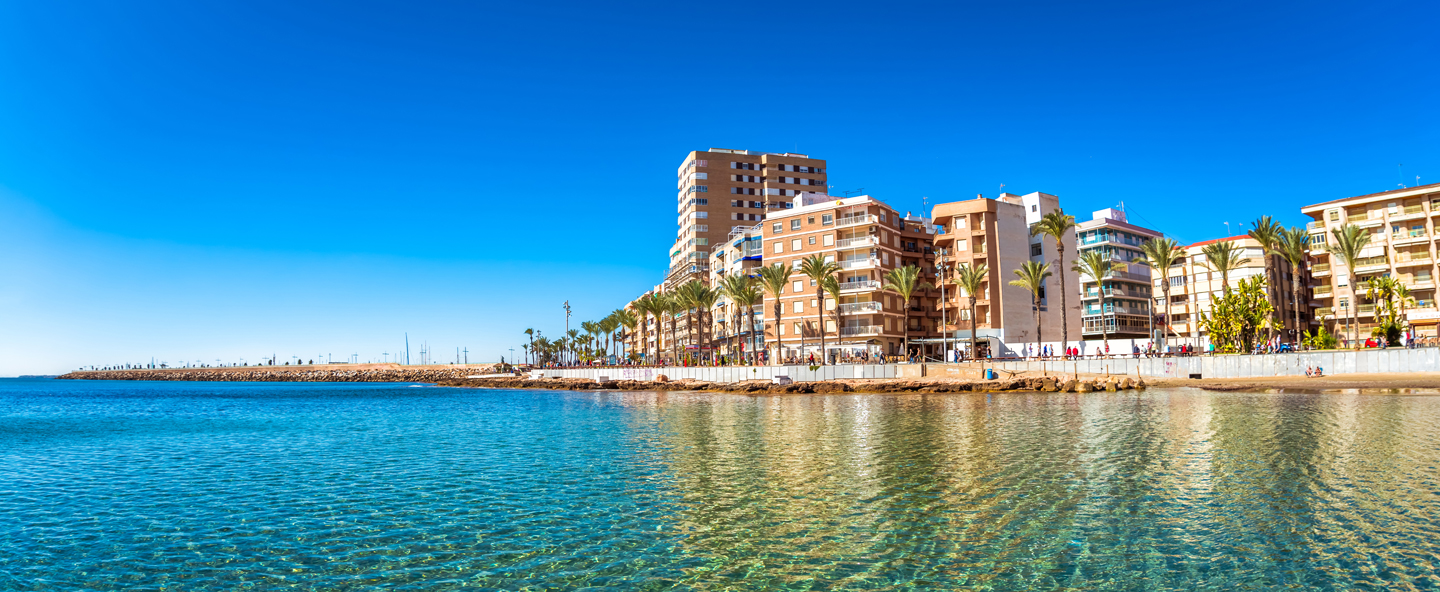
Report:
524,328,534,365
1072,250,1117,353
718,274,756,362
1008,261,1052,358
609,309,628,360
1136,237,1183,352
661,292,682,363
674,281,706,363
566,329,580,366
1248,216,1284,343
690,287,719,362
580,321,599,360
953,263,989,360
799,254,842,364
883,264,935,360
821,276,843,361
1325,223,1372,346
631,294,657,364
756,263,794,365
1200,240,1250,294
1273,227,1311,346
1031,210,1077,353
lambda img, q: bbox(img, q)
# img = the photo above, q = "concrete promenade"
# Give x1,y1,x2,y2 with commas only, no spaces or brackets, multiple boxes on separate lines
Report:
540,348,1439,383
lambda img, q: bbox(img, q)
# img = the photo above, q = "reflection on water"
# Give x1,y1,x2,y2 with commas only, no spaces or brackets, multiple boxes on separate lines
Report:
1,381,1438,590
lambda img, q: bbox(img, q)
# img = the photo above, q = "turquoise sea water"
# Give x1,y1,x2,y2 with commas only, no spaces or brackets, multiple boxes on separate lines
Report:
1,379,1438,591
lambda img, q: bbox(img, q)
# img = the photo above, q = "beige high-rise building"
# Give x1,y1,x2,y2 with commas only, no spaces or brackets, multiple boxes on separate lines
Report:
669,149,828,288
1302,183,1440,340
759,193,939,362
1076,208,1162,341
930,192,1079,357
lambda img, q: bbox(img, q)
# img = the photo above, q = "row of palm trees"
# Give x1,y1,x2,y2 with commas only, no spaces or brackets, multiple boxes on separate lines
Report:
521,308,636,367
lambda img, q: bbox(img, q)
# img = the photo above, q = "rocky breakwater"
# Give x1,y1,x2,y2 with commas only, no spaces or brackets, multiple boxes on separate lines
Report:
435,374,1147,394
59,364,508,383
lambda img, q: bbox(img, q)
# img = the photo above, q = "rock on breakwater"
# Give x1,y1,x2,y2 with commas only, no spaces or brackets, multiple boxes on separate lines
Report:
58,364,507,383
435,375,1147,394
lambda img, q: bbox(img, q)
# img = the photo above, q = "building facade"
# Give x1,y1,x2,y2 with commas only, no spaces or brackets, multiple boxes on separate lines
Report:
1076,208,1162,341
930,192,1079,357
707,224,767,359
669,149,828,288
759,193,940,362
1154,235,1311,350
1302,183,1440,340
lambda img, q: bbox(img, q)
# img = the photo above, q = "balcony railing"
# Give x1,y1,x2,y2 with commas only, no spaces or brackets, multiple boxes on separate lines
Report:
1358,304,1376,315
835,236,876,249
838,280,880,291
1307,221,1324,231
1313,286,1333,296
1403,204,1425,215
834,215,877,228
839,258,880,270
1316,307,1334,316
1348,211,1373,221
1354,256,1388,269
1312,263,1331,273
839,302,882,314
840,325,883,336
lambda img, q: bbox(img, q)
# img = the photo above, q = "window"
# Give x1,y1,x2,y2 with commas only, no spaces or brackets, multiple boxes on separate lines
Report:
793,301,803,313
1169,276,1186,287
822,234,834,246
773,242,783,254
791,239,801,251
778,323,785,335
791,220,802,230
793,280,804,292
826,320,836,332
807,217,815,224
808,236,816,245
695,212,707,218
793,322,802,335
956,218,966,229
957,239,967,251
772,223,782,234
1030,244,1042,256
822,214,833,225
687,186,708,193
1031,204,1037,212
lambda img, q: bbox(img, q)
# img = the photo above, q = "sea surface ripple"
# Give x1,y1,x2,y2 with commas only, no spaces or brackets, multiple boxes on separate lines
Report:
1,379,1438,590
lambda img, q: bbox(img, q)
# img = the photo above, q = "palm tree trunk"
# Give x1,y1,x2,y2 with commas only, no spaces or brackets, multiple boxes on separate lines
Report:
1033,294,1041,359
1056,244,1068,353
816,287,827,364
969,297,978,361
773,303,783,366
1100,293,1109,354
1161,280,1172,353
902,306,911,360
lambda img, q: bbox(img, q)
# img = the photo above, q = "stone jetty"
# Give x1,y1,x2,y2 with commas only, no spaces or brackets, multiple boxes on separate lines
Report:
58,364,506,383
59,365,1147,394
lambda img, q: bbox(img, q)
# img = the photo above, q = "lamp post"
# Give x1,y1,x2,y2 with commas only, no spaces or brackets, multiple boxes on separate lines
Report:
936,247,951,361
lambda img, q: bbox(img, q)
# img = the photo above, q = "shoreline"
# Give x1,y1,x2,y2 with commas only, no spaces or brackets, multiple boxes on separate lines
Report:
55,367,1440,395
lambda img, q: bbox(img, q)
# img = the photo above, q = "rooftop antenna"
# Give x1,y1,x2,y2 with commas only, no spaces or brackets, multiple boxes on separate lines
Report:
999,183,1005,194
1399,163,1404,188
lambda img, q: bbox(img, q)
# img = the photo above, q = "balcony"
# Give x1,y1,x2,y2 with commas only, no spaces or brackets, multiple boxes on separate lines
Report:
1315,307,1334,317
1306,221,1325,231
1392,231,1430,246
1313,286,1333,297
1311,263,1331,276
1354,256,1389,273
840,325,883,337
834,214,877,229
1395,254,1432,267
1353,215,1384,228
839,301,882,314
1411,279,1436,290
1358,304,1376,316
839,258,880,270
835,236,878,249
838,279,881,292
1391,205,1426,222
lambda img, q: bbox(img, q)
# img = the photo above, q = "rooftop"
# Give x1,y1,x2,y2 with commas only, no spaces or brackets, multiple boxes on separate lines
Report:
1300,181,1440,211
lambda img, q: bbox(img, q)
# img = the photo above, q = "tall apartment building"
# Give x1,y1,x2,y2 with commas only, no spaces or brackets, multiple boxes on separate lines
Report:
1076,208,1162,341
670,149,828,288
931,192,1079,357
1155,235,1310,349
759,193,940,362
1302,183,1440,340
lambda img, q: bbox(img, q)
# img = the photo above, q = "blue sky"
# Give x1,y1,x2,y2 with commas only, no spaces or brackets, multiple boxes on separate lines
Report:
1,0,1436,374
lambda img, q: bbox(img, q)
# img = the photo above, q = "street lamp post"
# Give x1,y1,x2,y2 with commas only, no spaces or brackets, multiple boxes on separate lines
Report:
936,247,950,362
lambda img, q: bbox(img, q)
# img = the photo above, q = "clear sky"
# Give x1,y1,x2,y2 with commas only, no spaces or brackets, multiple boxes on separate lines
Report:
1,0,1435,375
